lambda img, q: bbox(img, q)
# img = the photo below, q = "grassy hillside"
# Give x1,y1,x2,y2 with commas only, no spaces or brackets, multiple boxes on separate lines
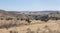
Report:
0,20,60,33
0,10,60,33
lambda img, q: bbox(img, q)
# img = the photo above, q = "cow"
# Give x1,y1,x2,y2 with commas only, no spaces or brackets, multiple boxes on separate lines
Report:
40,15,49,22
25,18,31,24
40,18,49,22
6,18,13,20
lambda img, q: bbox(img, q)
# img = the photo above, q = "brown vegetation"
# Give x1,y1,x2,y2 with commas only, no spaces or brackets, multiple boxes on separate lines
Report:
0,10,60,33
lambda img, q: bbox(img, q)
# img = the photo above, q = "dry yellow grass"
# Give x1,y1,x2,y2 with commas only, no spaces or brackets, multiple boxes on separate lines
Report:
0,20,60,33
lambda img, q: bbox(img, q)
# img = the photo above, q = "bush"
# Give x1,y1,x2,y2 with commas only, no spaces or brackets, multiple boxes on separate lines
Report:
26,28,35,33
9,30,18,33
36,27,41,33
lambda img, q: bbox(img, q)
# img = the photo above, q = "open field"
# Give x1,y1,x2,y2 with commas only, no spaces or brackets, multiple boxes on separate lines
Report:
0,20,60,33
0,10,60,33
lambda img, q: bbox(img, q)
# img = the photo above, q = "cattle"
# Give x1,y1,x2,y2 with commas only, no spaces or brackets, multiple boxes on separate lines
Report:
40,18,49,22
6,18,13,20
40,15,49,22
20,18,23,20
25,18,31,24
50,17,60,20
17,18,19,20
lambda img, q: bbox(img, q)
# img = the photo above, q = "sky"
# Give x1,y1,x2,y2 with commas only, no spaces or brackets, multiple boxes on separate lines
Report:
0,0,60,11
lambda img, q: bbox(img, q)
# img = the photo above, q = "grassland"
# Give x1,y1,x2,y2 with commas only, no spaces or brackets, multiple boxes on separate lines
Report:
0,20,60,33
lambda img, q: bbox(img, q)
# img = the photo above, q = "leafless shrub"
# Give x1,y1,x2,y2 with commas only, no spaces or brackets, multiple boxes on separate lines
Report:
0,18,3,20
44,25,48,28
9,30,18,33
26,28,35,33
0,19,19,29
43,25,52,33
25,27,60,33
36,27,41,33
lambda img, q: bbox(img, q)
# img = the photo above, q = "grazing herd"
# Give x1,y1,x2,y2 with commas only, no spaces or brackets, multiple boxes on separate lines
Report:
0,15,59,24
0,15,59,29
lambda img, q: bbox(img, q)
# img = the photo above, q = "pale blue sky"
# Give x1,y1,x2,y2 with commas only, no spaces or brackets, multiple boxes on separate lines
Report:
0,0,60,11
